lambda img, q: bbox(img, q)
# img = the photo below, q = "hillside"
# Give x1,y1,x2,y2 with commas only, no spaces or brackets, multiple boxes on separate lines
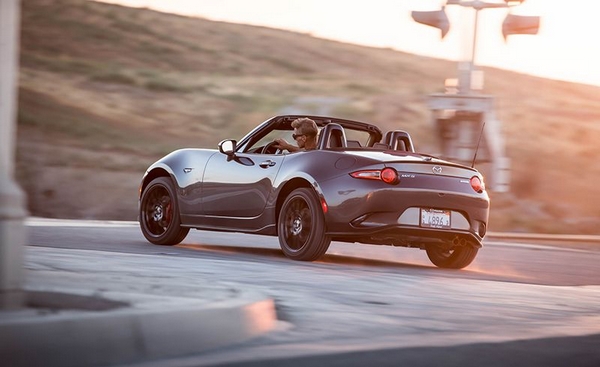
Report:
17,0,600,233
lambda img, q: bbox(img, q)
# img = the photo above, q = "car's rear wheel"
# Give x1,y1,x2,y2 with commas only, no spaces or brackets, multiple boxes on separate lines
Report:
140,177,189,245
426,244,478,269
278,188,331,261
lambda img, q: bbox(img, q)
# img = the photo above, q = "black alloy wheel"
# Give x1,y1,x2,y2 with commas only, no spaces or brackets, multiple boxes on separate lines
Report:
278,188,331,261
426,244,478,269
139,177,189,245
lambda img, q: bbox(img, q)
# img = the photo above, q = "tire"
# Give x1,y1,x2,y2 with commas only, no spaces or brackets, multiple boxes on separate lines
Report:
278,188,331,261
426,244,478,269
139,177,189,245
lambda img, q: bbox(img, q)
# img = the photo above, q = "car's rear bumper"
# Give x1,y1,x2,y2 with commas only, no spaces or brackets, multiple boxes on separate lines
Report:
320,179,489,247
329,224,483,249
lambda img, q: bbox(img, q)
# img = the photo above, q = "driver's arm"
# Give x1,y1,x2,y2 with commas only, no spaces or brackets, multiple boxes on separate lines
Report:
274,138,300,152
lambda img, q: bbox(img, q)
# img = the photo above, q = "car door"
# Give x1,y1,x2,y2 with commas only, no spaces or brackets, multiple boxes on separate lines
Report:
201,151,286,220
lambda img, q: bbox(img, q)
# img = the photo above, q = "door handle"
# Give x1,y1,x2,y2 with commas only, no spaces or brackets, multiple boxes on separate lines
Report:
259,160,276,168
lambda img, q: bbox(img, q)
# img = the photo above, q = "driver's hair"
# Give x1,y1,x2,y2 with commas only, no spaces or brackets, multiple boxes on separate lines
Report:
291,118,318,137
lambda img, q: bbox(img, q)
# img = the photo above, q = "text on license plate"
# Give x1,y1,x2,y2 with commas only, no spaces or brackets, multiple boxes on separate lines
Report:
420,208,451,229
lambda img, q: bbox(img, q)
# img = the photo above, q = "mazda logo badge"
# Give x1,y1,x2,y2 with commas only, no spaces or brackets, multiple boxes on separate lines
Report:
432,166,443,174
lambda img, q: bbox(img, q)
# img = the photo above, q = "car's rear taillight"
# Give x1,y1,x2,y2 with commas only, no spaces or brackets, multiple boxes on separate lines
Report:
350,170,381,180
350,168,399,185
381,167,399,184
470,176,485,193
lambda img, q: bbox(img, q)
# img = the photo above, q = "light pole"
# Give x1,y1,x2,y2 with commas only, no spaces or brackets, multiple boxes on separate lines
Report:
413,0,540,94
0,0,27,309
411,0,540,192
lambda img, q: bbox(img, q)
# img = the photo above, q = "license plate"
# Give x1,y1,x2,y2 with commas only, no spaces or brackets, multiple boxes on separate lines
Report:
420,209,451,229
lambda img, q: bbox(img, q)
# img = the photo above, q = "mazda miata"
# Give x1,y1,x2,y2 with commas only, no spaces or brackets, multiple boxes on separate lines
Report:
139,115,490,269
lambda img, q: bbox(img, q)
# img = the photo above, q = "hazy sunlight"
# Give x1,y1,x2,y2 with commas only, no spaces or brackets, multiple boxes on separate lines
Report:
96,0,599,86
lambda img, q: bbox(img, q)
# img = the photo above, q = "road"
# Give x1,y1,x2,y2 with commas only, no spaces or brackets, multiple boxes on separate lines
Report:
25,218,600,366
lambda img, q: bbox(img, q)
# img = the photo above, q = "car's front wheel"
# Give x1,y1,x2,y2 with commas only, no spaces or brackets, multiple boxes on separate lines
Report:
426,244,478,269
278,188,331,261
140,177,189,245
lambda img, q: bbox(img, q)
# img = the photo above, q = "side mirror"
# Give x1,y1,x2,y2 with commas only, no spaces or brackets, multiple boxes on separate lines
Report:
218,139,236,156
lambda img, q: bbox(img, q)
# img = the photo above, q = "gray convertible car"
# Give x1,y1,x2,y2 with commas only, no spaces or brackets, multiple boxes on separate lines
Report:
139,115,490,269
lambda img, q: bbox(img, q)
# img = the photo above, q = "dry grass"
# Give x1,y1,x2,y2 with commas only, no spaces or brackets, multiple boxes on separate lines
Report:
16,0,600,232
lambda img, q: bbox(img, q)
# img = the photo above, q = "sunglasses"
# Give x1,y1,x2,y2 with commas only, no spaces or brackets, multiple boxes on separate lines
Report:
292,133,306,140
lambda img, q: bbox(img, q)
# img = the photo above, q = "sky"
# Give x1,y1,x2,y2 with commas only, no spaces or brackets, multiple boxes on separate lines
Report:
97,0,600,87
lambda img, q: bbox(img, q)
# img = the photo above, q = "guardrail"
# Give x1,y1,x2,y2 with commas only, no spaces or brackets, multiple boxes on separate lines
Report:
486,232,600,246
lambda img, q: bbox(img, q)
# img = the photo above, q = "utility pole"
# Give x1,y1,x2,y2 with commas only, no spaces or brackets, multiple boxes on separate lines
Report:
0,0,27,309
411,0,540,192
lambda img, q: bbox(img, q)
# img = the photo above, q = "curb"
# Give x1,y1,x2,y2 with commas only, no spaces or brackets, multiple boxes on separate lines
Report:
485,232,600,252
0,290,277,367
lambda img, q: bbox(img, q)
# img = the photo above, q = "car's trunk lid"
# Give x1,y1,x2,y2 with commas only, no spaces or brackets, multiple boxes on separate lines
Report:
346,150,478,178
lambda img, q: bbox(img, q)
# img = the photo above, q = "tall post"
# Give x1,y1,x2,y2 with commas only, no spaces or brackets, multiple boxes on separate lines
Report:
470,8,479,69
0,0,27,309
413,0,539,192
467,8,480,93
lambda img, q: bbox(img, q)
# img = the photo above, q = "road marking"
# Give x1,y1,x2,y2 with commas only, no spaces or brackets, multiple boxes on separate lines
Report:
25,217,138,228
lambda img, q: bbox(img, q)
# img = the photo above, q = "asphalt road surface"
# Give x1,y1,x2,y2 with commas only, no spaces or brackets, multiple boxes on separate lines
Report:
25,219,600,366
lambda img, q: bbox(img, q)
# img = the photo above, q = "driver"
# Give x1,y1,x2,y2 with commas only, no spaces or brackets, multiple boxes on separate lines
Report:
273,117,318,152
